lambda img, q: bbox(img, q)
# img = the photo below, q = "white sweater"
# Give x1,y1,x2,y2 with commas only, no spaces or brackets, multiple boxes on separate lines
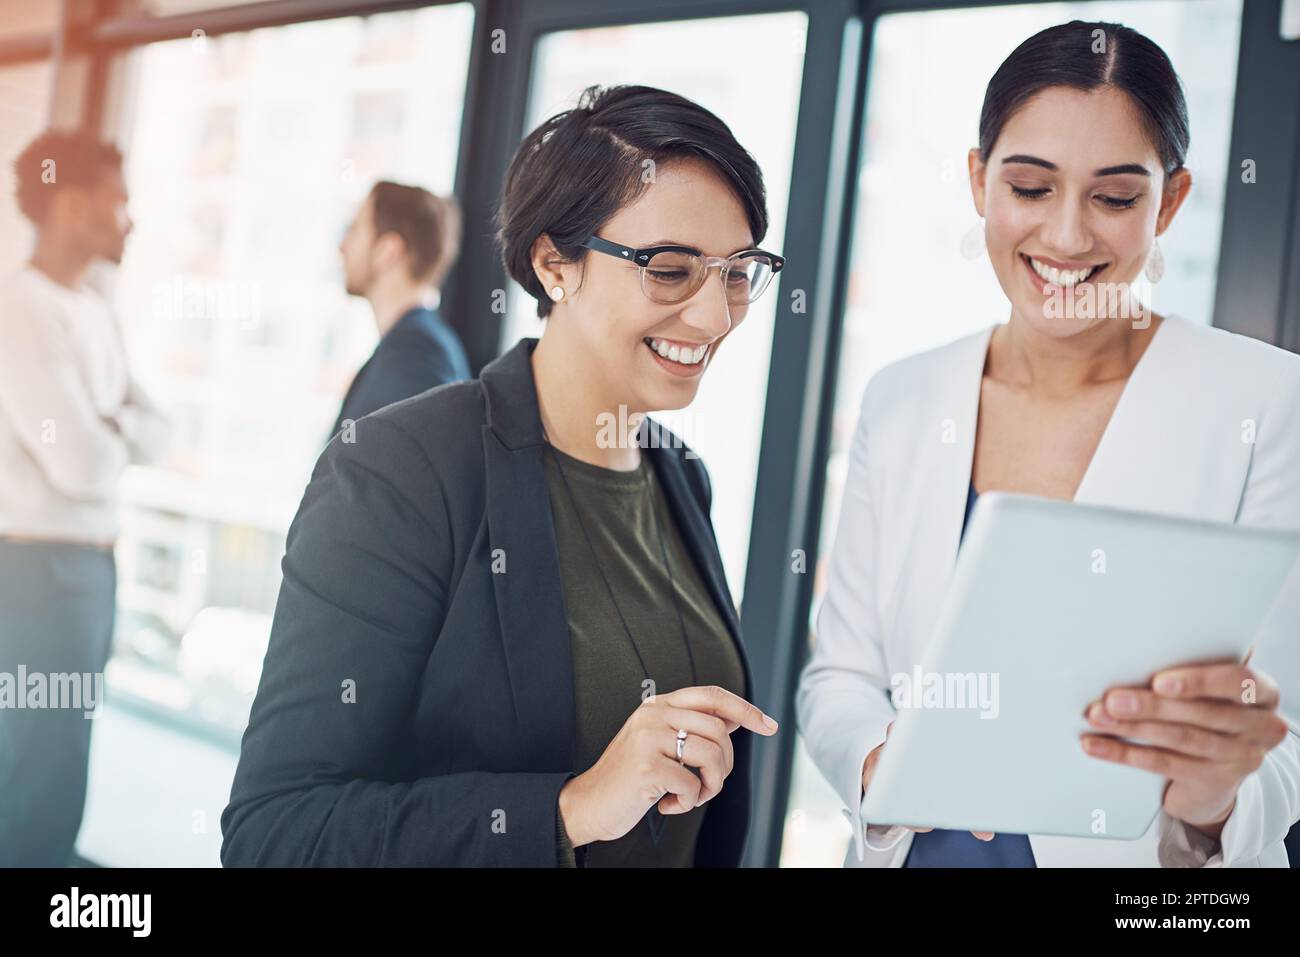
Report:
0,264,169,546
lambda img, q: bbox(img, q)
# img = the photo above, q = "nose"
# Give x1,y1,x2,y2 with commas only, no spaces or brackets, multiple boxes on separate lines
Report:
1039,195,1092,257
678,268,733,340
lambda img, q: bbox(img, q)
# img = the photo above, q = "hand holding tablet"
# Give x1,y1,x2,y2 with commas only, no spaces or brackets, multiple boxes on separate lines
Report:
1080,655,1290,844
859,492,1300,839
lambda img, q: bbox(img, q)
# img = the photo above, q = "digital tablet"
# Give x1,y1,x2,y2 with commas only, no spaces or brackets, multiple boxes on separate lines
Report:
859,492,1300,840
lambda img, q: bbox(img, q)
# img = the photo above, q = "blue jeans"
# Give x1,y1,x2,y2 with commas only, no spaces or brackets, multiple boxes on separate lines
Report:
0,540,116,867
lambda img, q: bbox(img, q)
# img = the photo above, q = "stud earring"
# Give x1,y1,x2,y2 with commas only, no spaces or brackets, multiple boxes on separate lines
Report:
960,218,986,260
549,286,564,302
1144,240,1165,283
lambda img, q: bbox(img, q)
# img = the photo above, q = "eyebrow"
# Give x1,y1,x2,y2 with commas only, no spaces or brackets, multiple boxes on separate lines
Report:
642,239,758,255
1001,154,1151,177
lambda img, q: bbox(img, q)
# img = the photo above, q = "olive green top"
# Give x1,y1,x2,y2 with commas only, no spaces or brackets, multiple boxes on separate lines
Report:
543,443,746,867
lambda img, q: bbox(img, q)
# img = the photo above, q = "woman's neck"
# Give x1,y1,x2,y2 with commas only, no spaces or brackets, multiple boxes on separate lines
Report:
990,312,1164,396
531,329,642,471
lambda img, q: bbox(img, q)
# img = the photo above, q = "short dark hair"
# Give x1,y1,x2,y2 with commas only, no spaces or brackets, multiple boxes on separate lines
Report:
495,84,769,319
13,128,125,226
369,181,461,286
979,20,1189,176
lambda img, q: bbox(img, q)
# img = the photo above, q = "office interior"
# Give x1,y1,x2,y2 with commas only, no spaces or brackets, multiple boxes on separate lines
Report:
0,0,1298,867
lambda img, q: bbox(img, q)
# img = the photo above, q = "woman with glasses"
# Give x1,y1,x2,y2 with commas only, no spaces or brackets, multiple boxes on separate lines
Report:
221,84,784,867
798,20,1300,868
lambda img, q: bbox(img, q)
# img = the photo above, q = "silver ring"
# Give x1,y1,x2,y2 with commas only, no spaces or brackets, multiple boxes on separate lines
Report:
675,728,688,763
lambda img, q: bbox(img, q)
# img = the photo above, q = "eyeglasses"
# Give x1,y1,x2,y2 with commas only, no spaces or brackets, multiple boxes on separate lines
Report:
580,235,784,306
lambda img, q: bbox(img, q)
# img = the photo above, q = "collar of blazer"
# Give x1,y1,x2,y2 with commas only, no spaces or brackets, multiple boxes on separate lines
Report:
476,337,752,767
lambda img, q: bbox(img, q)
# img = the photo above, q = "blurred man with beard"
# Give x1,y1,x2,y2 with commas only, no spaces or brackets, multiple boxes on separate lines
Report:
333,181,468,439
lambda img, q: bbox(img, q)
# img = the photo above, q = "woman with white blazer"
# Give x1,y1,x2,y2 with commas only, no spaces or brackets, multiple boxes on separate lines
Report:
796,19,1300,868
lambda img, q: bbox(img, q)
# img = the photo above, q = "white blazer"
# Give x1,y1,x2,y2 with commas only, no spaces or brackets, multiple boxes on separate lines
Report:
796,314,1300,867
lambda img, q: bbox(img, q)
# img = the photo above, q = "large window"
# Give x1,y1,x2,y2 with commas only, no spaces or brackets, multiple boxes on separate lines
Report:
504,12,808,601
106,4,474,747
75,3,476,867
779,0,1243,867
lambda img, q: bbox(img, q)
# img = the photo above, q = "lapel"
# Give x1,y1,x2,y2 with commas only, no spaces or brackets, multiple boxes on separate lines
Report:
901,325,993,649
1072,315,1174,511
639,419,753,848
937,326,994,569
480,338,576,768
641,418,754,700
1071,315,1248,521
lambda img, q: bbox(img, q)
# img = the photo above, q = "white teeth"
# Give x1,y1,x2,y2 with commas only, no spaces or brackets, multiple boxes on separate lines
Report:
646,338,709,365
1028,256,1099,287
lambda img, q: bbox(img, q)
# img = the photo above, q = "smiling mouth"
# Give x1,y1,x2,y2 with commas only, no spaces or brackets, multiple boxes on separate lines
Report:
1022,254,1107,287
643,337,710,366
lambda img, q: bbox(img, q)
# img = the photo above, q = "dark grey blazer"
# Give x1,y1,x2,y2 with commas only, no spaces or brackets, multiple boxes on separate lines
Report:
329,305,470,438
220,337,754,866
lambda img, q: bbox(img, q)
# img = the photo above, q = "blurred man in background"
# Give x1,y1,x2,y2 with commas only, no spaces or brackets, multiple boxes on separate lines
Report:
333,180,469,438
0,129,170,866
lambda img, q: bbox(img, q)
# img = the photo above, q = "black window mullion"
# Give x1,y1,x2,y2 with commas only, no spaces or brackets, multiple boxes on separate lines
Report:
738,0,865,868
442,0,535,374
1213,0,1300,348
